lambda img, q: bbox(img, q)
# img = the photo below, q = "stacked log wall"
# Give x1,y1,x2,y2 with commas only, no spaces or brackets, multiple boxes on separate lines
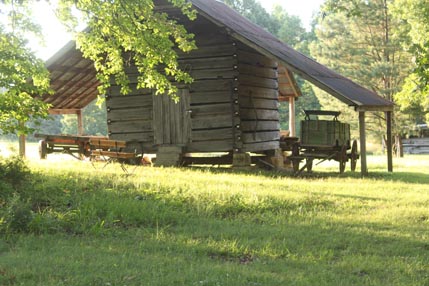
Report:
180,17,238,153
236,44,281,153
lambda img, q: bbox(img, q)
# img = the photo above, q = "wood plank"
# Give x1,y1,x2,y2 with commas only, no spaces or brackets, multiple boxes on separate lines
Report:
177,43,236,59
192,128,233,142
109,132,154,142
242,141,280,153
89,139,126,149
242,131,280,143
190,68,238,80
240,109,280,121
241,121,280,132
190,91,231,105
108,120,152,133
239,85,278,100
239,96,279,110
187,140,234,153
238,64,277,79
179,56,237,70
191,103,232,116
108,85,152,97
153,94,163,145
106,94,153,109
189,79,234,92
239,74,278,89
107,107,152,121
191,114,234,130
237,50,278,68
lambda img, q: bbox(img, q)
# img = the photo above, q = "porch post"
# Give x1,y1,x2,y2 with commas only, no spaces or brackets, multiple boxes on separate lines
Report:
386,111,393,172
359,112,368,176
18,121,26,158
289,97,296,137
77,109,84,135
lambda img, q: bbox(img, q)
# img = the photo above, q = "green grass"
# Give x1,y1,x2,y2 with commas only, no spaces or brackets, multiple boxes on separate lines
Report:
0,147,428,285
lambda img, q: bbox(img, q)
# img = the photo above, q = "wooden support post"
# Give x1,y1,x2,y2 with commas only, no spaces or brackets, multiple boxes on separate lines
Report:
18,121,26,158
386,111,393,172
359,112,368,176
289,97,296,137
77,110,84,136
19,134,26,158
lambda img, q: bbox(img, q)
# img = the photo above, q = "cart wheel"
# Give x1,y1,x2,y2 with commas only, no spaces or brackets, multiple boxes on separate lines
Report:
39,140,47,159
292,159,300,173
350,140,358,172
306,158,313,172
339,145,347,174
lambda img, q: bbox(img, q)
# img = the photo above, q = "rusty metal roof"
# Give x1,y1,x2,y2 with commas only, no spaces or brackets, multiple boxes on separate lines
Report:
191,0,393,111
44,0,393,112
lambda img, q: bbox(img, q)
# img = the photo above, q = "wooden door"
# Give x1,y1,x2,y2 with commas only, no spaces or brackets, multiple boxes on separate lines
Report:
153,89,191,146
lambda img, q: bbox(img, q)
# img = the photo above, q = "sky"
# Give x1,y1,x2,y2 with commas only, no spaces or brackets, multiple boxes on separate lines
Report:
32,0,325,60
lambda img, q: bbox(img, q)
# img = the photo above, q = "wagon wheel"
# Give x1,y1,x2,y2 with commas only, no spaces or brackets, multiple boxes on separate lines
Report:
38,140,47,160
339,145,347,174
306,158,313,172
350,140,358,172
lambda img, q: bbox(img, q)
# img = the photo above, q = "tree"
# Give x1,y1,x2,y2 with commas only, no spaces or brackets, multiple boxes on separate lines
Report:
311,0,412,139
1,0,197,136
0,0,52,135
56,0,197,101
391,0,429,123
221,0,280,34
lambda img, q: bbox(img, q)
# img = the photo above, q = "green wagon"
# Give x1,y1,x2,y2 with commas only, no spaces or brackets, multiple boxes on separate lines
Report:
289,110,359,174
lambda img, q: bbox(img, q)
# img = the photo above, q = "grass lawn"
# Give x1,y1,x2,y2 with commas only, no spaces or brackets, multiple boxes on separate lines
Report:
0,141,428,285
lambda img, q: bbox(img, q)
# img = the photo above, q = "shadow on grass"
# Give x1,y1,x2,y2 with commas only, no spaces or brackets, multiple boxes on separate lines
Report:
2,168,429,285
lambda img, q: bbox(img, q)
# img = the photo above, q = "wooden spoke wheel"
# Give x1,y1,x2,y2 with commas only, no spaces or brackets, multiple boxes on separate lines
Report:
38,140,48,160
306,158,313,172
339,145,347,174
350,140,358,172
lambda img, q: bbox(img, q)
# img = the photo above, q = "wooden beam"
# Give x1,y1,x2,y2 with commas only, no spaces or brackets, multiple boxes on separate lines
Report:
77,109,84,135
359,112,368,176
355,105,394,112
49,109,80,115
386,111,393,172
19,122,26,158
289,96,296,137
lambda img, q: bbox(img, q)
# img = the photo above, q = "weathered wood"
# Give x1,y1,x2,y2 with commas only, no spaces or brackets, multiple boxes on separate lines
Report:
189,79,234,92
77,109,84,135
177,43,236,59
107,107,152,121
179,56,237,70
238,64,277,79
89,138,127,149
192,128,234,142
106,94,153,108
240,109,280,121
240,121,280,132
108,120,152,133
386,111,393,172
190,68,238,81
187,140,234,152
190,91,231,105
108,85,153,97
91,150,137,159
239,96,279,110
237,50,278,68
239,74,278,89
242,141,280,153
191,114,234,130
109,132,154,142
359,112,368,176
191,103,232,116
242,131,280,143
238,85,278,100
289,96,296,137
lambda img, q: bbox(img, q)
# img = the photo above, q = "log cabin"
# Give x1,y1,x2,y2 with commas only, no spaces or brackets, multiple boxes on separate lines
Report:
40,0,394,174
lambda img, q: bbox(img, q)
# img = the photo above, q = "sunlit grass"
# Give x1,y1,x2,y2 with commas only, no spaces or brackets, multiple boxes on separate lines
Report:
0,141,429,285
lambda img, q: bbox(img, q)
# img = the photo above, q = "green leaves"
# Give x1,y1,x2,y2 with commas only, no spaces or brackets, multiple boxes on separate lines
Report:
0,1,52,135
58,0,197,101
